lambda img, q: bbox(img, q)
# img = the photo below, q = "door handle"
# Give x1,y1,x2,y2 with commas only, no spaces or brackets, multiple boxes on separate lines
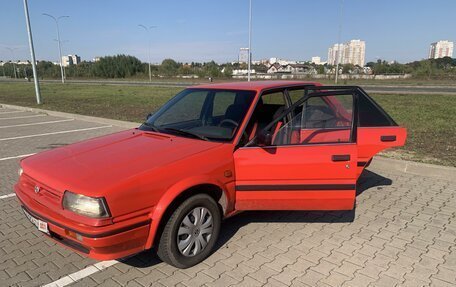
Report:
332,154,351,162
381,135,396,142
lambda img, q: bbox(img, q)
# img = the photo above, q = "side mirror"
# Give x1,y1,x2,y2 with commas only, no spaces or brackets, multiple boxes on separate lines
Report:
146,113,153,120
256,130,272,147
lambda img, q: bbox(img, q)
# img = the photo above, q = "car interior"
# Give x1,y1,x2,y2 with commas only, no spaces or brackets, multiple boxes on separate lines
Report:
244,91,354,147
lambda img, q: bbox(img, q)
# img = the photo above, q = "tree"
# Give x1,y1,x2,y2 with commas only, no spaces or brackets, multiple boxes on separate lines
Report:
91,55,143,78
223,65,233,77
160,59,180,76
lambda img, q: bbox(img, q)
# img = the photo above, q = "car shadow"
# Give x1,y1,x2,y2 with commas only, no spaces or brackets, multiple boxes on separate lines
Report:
123,169,392,269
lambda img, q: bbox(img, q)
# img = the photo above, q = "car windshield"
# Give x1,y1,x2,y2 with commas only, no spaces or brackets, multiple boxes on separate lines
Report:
140,88,256,142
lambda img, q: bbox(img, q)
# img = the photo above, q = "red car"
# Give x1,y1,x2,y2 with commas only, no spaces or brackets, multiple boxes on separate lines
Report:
15,81,406,268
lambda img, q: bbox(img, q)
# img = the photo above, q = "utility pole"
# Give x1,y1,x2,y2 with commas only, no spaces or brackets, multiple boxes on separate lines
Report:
138,24,157,82
247,0,252,82
23,0,42,104
335,0,344,84
43,13,69,84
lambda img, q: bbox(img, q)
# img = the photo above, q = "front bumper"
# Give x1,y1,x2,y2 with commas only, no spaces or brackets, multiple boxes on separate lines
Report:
15,184,151,261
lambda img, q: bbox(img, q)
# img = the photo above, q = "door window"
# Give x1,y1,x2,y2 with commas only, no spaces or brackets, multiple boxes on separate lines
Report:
275,93,354,145
241,90,288,145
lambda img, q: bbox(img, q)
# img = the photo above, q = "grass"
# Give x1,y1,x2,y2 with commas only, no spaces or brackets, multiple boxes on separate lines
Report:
0,82,182,122
370,93,456,166
0,82,455,166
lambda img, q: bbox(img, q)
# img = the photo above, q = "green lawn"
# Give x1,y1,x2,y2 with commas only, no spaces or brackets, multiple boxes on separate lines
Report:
0,82,182,122
0,82,455,166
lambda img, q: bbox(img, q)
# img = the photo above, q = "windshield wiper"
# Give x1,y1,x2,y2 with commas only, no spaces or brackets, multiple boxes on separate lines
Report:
141,122,160,132
162,128,209,141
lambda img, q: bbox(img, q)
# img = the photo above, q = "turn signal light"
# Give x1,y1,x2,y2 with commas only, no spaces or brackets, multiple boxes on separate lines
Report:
65,230,83,241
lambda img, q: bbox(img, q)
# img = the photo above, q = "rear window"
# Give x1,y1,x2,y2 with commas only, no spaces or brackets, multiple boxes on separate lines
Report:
358,94,397,127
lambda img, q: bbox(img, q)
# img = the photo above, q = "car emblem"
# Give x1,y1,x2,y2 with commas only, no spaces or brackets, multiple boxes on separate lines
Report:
34,186,41,193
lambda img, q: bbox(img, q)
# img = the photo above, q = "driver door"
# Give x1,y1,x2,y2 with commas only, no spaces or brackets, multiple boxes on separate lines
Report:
233,88,358,211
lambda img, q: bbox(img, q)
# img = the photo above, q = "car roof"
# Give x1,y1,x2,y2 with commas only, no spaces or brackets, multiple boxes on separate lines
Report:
191,80,322,92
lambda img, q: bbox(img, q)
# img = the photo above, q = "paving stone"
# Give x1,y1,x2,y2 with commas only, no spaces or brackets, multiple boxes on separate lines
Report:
248,265,280,284
294,269,327,285
319,271,351,287
370,274,403,286
181,272,215,287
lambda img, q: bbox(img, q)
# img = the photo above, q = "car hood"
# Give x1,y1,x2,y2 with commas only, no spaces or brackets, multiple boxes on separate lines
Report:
21,129,222,195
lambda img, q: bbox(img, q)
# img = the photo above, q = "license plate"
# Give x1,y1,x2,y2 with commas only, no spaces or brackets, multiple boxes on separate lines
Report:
22,207,49,234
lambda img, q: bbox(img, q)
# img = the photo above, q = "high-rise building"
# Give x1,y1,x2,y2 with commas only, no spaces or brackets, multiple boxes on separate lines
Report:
71,55,81,65
61,54,81,67
429,41,454,59
62,55,71,67
327,40,366,66
343,40,366,67
327,44,344,66
238,48,249,63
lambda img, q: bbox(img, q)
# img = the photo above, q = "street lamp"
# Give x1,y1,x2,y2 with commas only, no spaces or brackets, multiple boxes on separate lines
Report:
5,47,19,79
247,0,252,82
138,24,157,82
334,0,344,84
42,13,69,84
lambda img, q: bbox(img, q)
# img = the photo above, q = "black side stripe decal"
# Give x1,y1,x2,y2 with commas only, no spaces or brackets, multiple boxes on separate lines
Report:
236,184,355,191
357,161,367,167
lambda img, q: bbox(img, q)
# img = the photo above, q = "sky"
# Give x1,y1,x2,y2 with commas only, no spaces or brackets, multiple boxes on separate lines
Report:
1,0,455,64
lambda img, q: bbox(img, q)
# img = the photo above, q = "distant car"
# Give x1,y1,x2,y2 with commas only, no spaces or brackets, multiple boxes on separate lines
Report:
15,81,406,268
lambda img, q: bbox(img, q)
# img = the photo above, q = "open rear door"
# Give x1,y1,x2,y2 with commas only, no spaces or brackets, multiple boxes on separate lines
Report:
354,88,407,175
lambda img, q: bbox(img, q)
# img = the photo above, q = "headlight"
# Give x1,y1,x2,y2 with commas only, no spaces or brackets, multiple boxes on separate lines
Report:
18,167,23,177
62,191,110,218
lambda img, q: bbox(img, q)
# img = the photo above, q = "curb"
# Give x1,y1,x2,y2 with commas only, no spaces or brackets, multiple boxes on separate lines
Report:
0,103,140,129
2,103,455,180
370,156,456,181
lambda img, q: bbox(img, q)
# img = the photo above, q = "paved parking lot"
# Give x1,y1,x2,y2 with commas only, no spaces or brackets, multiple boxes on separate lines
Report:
0,106,455,287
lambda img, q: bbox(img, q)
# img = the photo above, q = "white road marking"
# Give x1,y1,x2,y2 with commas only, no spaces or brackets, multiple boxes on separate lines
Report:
0,153,36,161
0,193,16,199
43,260,119,287
0,118,74,129
0,125,112,141
0,110,25,115
0,114,46,120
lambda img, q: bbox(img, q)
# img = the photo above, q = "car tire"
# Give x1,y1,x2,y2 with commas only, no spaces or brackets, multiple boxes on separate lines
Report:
156,193,221,268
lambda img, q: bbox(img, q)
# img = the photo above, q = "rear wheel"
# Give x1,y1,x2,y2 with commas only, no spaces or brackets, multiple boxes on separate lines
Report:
156,194,221,268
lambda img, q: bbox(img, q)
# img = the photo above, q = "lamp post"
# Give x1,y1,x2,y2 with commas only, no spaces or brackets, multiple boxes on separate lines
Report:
334,0,344,84
5,47,18,79
138,24,157,82
23,0,42,104
247,0,252,82
43,13,69,84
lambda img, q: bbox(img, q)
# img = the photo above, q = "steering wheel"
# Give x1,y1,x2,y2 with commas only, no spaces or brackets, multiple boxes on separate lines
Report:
218,119,239,128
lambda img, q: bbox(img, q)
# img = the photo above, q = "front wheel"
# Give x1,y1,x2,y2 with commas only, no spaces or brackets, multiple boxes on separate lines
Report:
156,194,221,268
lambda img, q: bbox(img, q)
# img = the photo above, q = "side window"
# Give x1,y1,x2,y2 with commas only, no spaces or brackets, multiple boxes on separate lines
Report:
262,91,286,105
273,94,354,145
212,91,236,117
288,88,316,104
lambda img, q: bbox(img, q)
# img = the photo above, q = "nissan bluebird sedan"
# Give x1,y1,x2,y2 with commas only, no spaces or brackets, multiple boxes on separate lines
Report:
15,81,406,268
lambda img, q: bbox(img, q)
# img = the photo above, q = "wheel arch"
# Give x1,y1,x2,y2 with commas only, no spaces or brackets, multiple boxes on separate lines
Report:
145,177,229,249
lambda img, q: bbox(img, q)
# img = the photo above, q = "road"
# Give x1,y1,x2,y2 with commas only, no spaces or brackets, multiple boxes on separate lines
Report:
0,106,455,286
2,78,456,94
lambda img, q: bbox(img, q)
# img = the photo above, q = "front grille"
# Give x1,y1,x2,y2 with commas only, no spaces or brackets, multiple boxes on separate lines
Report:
20,175,62,209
